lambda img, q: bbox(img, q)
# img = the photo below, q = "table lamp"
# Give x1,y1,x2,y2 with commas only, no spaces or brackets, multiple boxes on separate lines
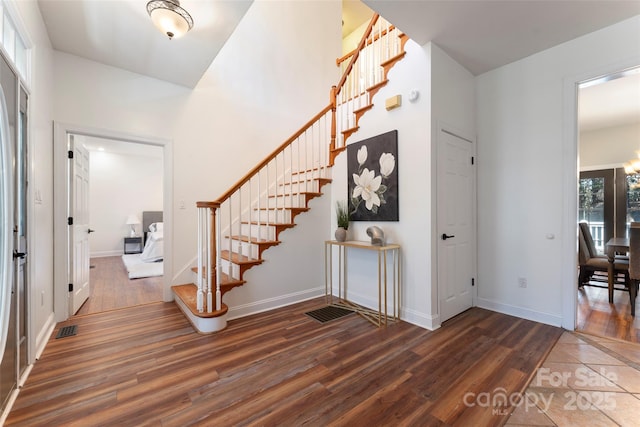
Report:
126,214,141,237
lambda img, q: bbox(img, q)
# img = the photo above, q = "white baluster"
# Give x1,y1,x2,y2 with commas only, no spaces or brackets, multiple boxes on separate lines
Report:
215,208,222,310
228,200,232,278
197,208,203,312
206,208,212,313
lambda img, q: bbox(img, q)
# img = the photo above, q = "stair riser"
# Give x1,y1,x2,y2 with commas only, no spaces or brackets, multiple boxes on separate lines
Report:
223,239,259,259
219,260,241,280
251,210,291,224
266,194,308,208
290,170,331,180
240,223,277,241
279,181,320,194
191,268,243,287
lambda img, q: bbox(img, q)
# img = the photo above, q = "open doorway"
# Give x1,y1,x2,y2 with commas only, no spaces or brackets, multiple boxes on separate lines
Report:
577,66,640,341
53,124,173,323
73,135,164,316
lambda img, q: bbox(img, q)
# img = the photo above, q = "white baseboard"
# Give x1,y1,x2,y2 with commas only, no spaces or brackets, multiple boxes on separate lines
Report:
401,306,440,331
90,250,122,258
477,297,563,327
35,312,56,360
227,287,325,320
330,287,439,331
173,294,228,334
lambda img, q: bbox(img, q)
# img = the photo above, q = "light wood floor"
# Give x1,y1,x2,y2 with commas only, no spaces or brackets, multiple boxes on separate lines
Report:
7,299,562,426
577,284,640,342
75,256,163,316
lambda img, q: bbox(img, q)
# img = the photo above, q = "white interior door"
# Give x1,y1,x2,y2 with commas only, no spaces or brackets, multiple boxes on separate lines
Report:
70,135,91,315
437,129,475,323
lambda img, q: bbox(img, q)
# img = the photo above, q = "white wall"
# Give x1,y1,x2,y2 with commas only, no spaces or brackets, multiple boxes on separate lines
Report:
170,0,342,312
430,43,476,320
88,142,163,257
476,16,640,327
13,0,55,360
330,39,434,328
580,123,640,169
51,0,342,316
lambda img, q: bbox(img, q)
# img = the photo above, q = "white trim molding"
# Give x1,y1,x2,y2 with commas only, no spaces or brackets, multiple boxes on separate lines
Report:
53,122,173,322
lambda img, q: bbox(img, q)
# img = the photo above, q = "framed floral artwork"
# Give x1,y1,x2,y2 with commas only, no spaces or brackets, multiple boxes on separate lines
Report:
347,130,398,221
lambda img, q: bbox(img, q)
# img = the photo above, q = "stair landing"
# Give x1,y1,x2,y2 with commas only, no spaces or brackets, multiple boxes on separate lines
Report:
172,284,229,334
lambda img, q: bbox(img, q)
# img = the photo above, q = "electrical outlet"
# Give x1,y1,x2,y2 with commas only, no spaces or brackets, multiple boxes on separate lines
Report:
518,277,527,288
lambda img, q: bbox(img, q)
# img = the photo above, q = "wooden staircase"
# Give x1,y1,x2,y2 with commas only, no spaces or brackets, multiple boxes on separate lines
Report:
172,14,409,333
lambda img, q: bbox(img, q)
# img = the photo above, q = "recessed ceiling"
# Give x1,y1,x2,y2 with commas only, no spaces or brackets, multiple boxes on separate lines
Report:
37,0,253,88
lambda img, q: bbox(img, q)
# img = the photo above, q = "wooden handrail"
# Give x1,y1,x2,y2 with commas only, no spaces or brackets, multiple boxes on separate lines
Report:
196,201,221,209
212,103,334,204
336,24,397,66
335,13,379,96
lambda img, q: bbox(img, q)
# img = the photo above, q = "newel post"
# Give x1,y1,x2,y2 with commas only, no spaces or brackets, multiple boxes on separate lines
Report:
329,85,337,167
196,201,221,312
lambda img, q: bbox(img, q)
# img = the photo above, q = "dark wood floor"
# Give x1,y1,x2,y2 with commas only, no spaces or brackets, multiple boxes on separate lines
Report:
577,284,640,342
75,256,163,316
7,299,562,426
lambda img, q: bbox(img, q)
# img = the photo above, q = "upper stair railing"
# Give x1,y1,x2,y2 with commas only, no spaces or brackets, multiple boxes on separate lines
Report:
330,14,407,163
194,13,405,313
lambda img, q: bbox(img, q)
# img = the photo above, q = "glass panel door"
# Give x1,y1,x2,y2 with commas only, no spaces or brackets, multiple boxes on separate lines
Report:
579,170,613,254
626,173,640,237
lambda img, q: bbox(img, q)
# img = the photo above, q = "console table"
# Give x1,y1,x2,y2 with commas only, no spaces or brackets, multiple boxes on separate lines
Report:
324,240,401,327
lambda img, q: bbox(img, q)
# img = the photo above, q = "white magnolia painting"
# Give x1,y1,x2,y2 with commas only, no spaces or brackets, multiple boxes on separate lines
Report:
347,130,398,221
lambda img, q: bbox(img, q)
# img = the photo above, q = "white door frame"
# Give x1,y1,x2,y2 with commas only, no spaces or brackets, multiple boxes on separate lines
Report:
53,123,173,322
561,56,640,331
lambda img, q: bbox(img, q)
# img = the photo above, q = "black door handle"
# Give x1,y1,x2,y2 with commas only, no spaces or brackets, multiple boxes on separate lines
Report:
13,250,26,259
441,233,455,240
88,229,95,234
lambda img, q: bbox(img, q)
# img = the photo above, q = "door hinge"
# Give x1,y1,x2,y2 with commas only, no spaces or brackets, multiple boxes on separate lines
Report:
471,156,475,165
471,278,475,287
68,283,73,292
68,217,73,226
68,150,74,159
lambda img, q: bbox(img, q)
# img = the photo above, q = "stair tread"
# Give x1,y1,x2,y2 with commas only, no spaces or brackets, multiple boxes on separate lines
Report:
172,284,229,318
227,235,280,245
380,51,407,68
221,250,263,265
367,79,389,92
189,268,246,286
242,220,295,227
267,192,322,198
254,207,310,212
291,166,332,175
279,177,332,186
342,126,359,135
354,104,374,115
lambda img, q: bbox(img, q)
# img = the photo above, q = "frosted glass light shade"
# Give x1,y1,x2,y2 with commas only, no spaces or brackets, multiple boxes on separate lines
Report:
147,0,194,40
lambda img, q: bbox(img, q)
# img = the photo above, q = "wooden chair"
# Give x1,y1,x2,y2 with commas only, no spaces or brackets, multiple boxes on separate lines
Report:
578,224,628,288
627,223,640,316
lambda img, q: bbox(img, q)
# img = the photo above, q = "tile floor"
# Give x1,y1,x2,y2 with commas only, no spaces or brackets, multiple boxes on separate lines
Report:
506,332,640,426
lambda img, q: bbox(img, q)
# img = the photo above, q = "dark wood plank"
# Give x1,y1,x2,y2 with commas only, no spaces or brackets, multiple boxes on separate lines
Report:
6,300,562,426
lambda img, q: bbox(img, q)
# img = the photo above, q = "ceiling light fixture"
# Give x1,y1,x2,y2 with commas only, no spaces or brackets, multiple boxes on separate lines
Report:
146,0,194,40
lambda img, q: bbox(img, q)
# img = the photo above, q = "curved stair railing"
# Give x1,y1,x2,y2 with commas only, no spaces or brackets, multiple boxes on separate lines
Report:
187,13,407,319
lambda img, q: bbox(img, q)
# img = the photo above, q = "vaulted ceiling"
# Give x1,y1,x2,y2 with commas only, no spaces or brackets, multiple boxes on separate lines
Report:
36,1,639,130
